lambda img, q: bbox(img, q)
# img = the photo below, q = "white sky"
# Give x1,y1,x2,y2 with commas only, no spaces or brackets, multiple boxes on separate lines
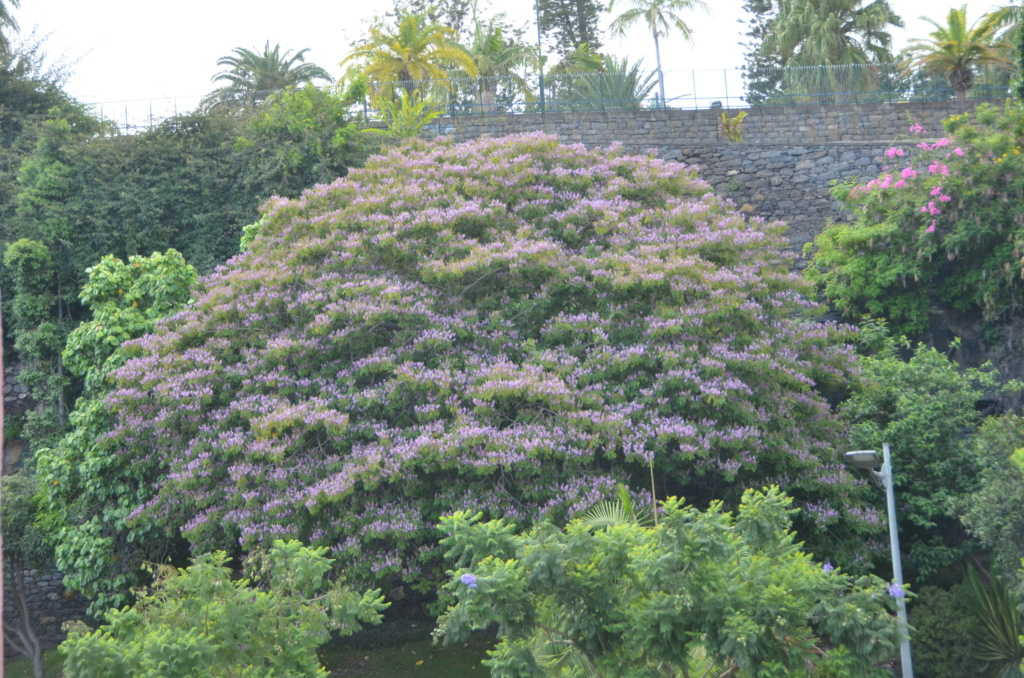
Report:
13,0,995,115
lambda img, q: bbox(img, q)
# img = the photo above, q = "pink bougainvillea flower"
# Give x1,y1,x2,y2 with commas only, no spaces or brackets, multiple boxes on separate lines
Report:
926,220,935,233
953,147,964,156
930,186,943,196
901,167,917,180
894,180,907,189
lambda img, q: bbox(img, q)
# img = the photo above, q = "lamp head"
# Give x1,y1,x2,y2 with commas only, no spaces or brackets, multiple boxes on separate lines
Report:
845,450,881,470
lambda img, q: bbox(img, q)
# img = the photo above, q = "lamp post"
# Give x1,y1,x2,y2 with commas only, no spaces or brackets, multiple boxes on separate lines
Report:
533,0,546,114
845,443,913,678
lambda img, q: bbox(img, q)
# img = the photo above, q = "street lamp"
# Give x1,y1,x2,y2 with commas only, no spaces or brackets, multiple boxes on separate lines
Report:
845,443,914,678
533,0,546,115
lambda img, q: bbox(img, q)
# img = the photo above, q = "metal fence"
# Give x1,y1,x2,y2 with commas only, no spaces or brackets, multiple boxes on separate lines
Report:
87,64,1012,133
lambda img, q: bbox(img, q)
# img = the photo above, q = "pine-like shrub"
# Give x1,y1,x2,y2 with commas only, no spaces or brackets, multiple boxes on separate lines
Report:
100,133,866,584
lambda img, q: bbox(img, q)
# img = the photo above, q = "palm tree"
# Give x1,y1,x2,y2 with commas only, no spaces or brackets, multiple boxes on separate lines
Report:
766,0,903,102
204,42,331,107
564,55,657,110
981,2,1022,41
608,0,709,108
0,0,19,56
341,12,478,101
909,5,1010,101
546,42,605,109
466,7,538,113
768,0,903,66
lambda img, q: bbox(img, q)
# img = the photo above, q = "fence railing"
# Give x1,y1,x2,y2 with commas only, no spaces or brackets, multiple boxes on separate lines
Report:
87,64,1013,133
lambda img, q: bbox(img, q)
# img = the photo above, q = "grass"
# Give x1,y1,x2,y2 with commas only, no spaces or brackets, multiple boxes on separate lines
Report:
4,649,64,678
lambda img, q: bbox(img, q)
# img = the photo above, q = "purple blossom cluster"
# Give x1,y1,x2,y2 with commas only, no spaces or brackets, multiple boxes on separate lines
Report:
105,132,861,583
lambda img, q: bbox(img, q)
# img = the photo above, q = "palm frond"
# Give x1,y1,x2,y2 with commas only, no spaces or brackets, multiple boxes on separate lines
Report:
964,565,1024,678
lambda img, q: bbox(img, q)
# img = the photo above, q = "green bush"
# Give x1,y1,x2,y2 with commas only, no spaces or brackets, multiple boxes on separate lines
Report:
804,101,1024,335
434,487,903,677
910,585,976,678
59,540,388,678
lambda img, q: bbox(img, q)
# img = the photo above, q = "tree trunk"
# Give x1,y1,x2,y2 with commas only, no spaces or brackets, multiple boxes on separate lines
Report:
653,30,666,108
56,280,67,428
3,560,44,677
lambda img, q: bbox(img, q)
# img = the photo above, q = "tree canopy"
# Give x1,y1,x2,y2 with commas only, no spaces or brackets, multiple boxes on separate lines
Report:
81,133,872,596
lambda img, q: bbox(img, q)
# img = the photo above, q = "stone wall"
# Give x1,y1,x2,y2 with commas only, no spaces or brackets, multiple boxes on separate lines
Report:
443,100,986,147
668,143,888,254
437,100,997,255
4,569,89,652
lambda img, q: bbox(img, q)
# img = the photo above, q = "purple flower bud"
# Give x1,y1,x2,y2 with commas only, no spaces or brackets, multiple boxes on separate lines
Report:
888,582,905,598
821,561,834,573
460,573,478,589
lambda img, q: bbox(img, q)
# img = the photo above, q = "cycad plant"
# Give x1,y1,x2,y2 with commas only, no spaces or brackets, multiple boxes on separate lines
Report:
964,565,1024,678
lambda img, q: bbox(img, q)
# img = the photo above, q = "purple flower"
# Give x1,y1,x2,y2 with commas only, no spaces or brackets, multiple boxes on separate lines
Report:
822,561,834,573
460,573,478,589
888,582,905,598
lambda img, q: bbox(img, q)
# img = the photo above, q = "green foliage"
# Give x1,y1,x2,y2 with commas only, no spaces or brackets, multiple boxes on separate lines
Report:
1015,18,1024,104
804,101,1024,334
537,0,604,55
2,472,51,572
910,585,976,678
842,324,1011,581
59,540,388,678
36,249,196,615
62,250,198,392
61,112,262,275
4,234,72,451
960,415,1024,587
720,110,748,142
236,84,372,197
964,565,1024,678
434,487,903,677
3,472,53,676
203,42,333,108
7,115,87,448
908,5,1009,100
366,89,442,139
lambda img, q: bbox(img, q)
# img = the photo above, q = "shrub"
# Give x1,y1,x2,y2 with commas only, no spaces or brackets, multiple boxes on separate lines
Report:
910,585,976,678
59,540,388,678
842,322,1012,582
35,250,197,614
434,487,902,677
804,102,1024,335
96,133,866,591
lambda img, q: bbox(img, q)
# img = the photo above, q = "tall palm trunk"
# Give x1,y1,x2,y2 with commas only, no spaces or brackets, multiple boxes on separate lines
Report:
652,29,666,107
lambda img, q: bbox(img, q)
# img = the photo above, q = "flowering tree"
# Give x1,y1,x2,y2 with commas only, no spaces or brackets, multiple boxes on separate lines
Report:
805,102,1024,334
92,133,866,591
